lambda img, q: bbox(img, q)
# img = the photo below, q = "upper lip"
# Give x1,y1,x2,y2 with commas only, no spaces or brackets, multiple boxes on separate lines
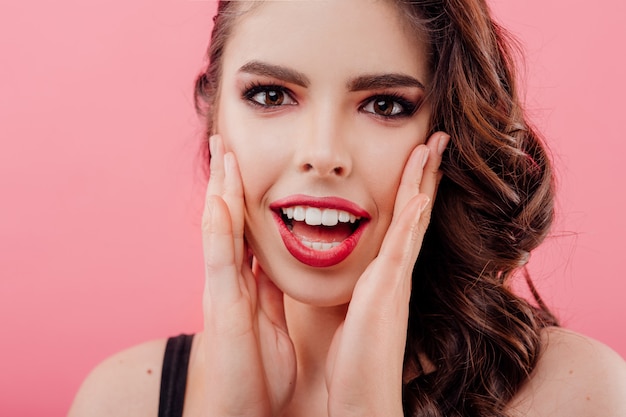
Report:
269,194,371,220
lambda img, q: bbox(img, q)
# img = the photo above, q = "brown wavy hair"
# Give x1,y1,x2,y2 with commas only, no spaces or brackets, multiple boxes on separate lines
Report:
194,1,559,416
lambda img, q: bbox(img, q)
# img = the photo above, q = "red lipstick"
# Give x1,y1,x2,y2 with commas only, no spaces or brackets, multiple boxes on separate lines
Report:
270,195,370,268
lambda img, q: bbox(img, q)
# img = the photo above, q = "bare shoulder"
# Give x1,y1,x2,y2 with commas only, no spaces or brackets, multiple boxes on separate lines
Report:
67,338,168,417
507,327,626,417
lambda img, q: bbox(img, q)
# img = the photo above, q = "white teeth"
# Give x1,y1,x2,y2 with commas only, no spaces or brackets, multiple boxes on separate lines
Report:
321,209,338,226
281,205,360,225
301,240,341,251
304,207,322,226
279,205,360,251
293,206,306,221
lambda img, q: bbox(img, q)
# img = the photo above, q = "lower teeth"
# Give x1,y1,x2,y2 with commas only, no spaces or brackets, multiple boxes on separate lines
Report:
301,240,341,251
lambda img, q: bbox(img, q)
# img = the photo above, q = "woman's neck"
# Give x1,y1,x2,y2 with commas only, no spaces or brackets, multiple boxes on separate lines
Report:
284,296,348,383
280,296,348,417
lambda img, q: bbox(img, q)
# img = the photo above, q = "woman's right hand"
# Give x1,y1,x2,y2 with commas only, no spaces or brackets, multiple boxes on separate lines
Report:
200,135,296,417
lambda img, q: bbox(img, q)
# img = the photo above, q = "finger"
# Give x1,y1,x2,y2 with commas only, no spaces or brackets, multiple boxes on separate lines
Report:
334,195,430,408
418,132,449,204
253,259,288,333
378,194,431,284
412,132,449,239
202,194,241,307
392,144,429,222
350,193,430,323
392,132,450,222
332,199,430,408
222,152,246,267
207,134,226,197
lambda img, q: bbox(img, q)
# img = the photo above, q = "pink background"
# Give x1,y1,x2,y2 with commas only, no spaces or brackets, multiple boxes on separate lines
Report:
1,0,625,415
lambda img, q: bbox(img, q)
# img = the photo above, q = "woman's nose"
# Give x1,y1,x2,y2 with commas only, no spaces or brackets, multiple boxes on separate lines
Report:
293,105,353,178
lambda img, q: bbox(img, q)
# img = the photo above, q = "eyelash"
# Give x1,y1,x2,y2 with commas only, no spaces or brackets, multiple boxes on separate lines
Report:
241,83,419,119
359,93,419,119
242,82,297,108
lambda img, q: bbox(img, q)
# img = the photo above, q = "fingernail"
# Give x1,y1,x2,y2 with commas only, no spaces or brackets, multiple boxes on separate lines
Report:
437,134,450,156
418,196,431,213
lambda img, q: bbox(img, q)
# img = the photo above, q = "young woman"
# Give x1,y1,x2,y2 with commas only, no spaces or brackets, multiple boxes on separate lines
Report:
68,1,626,416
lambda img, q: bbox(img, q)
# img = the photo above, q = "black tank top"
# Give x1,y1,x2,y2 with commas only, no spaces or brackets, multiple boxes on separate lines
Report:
158,334,194,417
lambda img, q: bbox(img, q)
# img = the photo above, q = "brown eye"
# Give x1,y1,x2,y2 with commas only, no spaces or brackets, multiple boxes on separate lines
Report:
245,86,296,107
361,94,418,119
263,90,284,105
374,99,395,116
364,98,403,116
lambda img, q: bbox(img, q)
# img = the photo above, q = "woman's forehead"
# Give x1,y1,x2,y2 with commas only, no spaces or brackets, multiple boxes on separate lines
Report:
221,0,430,85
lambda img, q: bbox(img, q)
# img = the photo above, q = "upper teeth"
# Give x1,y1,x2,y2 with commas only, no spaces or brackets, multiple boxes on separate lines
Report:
281,206,359,226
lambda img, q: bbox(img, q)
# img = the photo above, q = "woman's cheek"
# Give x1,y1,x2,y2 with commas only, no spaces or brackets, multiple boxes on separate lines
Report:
369,133,424,221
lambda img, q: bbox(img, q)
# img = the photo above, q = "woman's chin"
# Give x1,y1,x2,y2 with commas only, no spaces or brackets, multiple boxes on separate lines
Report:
283,288,352,309
262,261,363,308
248,232,378,308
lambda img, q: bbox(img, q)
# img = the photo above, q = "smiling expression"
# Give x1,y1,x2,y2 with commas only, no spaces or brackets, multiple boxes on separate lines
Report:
214,0,432,307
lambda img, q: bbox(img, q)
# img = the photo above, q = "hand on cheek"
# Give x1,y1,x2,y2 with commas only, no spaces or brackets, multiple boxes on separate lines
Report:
325,132,450,417
200,131,450,417
201,135,296,417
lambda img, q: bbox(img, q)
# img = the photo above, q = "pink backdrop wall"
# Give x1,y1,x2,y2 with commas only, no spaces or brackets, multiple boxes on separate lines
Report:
1,1,625,415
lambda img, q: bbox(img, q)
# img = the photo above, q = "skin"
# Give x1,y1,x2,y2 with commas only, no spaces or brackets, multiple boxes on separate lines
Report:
67,1,626,416
198,2,442,415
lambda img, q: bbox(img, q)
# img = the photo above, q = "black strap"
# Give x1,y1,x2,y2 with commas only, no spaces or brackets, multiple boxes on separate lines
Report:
158,334,194,417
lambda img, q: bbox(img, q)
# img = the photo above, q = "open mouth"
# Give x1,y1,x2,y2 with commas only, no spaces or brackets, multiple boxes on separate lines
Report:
278,205,363,251
269,195,370,267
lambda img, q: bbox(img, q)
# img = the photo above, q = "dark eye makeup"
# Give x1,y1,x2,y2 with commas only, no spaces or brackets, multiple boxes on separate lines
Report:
358,93,419,119
242,82,297,108
241,82,421,119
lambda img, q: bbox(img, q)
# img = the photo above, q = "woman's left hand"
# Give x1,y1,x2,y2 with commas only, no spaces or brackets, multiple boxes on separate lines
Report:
325,132,449,417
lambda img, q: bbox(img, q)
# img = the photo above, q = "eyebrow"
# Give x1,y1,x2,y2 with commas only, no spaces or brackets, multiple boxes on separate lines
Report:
348,73,426,91
238,61,310,87
237,61,425,91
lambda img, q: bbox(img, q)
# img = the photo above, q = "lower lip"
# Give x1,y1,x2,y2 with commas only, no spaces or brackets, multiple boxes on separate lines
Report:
272,211,368,268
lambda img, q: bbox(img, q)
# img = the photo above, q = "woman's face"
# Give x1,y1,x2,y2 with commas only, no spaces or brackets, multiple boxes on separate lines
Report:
215,0,431,307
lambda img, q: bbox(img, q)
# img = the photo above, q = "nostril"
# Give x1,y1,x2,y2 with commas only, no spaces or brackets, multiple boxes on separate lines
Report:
300,162,346,176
